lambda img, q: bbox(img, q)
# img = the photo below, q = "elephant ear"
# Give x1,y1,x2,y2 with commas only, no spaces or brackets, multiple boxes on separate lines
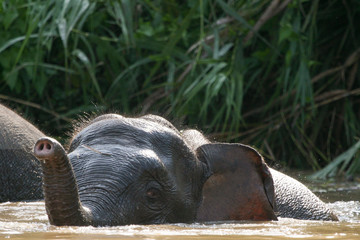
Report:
196,143,277,221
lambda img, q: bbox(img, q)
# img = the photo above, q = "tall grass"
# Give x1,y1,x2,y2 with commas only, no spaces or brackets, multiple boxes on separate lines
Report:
0,0,359,177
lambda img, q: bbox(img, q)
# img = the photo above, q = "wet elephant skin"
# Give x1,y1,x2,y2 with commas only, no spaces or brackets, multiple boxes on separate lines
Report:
0,104,44,202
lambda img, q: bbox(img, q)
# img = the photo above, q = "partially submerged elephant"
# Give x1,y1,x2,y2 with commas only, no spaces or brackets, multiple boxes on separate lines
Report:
0,104,43,202
0,105,337,225
33,113,337,226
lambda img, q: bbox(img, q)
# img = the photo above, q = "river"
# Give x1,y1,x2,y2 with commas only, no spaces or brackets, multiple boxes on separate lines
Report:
1,178,359,240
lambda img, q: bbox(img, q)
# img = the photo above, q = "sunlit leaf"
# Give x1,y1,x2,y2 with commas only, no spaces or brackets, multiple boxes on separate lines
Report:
311,140,360,179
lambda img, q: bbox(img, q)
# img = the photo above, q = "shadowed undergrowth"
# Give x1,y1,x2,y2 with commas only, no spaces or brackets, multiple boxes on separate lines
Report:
0,0,359,177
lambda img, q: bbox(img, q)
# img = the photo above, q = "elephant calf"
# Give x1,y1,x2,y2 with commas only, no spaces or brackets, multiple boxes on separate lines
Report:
32,113,337,226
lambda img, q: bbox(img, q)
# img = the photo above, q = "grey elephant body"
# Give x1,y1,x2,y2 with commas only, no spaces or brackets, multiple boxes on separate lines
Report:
0,106,336,223
0,104,44,202
270,169,337,220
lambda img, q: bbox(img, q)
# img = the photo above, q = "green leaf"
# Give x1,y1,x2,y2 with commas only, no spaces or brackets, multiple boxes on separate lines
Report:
279,24,293,44
3,8,18,30
311,140,360,179
57,18,68,48
5,70,19,90
73,49,103,102
0,33,56,54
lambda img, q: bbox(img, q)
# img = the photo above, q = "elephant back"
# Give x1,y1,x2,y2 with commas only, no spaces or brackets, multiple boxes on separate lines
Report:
270,169,338,221
0,104,44,202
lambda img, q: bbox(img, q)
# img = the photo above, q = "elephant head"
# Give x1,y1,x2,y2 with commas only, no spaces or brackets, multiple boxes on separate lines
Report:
34,114,277,226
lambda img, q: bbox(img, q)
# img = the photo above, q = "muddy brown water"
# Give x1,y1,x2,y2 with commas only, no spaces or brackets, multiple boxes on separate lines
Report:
1,179,359,240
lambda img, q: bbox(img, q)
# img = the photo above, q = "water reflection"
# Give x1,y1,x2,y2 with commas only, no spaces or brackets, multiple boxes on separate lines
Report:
1,189,360,239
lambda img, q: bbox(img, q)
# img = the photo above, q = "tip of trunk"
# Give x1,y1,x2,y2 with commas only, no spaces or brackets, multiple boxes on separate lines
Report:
34,137,65,160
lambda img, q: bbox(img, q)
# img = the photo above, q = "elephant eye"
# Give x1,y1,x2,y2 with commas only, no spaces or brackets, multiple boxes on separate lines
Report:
146,187,161,199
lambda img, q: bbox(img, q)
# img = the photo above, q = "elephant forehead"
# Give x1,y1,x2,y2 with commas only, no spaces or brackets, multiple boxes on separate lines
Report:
69,144,166,170
72,117,181,147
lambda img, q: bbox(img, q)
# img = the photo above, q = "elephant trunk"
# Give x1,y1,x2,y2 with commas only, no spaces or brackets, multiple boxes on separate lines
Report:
34,137,91,226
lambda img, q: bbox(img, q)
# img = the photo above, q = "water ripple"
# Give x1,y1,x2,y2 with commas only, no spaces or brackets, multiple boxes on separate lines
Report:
1,201,360,239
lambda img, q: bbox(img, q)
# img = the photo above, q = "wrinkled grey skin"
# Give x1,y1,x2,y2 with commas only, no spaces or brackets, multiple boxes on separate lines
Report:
182,129,337,221
0,104,44,202
270,169,338,220
34,114,209,226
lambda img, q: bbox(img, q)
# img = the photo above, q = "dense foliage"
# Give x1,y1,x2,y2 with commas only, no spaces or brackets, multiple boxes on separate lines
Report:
0,0,359,177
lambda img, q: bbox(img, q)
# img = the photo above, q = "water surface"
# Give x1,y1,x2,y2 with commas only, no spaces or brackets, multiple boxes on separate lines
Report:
1,181,359,240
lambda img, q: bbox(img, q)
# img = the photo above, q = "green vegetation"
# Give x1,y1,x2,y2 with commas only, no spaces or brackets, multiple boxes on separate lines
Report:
0,0,359,177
